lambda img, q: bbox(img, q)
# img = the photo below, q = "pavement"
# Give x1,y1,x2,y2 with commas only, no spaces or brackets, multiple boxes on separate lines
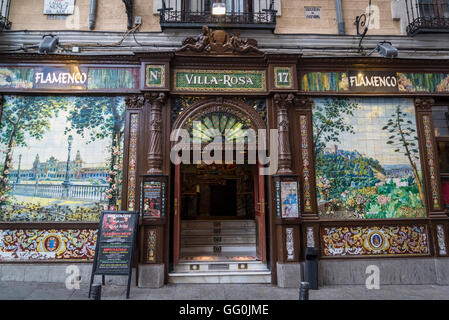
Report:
0,281,449,300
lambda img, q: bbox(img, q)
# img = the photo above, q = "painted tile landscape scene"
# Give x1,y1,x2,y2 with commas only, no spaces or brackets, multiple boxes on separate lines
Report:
0,95,125,222
313,97,425,219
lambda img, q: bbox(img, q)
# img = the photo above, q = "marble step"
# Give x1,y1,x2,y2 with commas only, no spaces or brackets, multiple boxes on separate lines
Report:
181,220,256,229
181,228,256,236
181,245,256,254
168,270,271,284
181,235,256,245
173,261,269,273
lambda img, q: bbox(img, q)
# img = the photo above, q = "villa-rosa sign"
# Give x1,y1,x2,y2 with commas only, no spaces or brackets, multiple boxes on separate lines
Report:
174,69,266,92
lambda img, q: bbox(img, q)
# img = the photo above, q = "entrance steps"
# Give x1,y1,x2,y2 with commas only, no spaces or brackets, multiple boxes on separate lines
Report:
180,219,257,257
169,261,271,284
169,219,270,283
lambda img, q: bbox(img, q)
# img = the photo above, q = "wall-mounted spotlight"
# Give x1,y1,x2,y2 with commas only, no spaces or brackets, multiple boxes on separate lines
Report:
38,35,59,54
367,41,398,58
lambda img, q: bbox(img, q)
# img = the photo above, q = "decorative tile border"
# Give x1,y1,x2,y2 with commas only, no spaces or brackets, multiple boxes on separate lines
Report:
127,114,139,211
437,225,447,255
423,115,441,210
322,225,430,257
300,115,312,211
0,229,97,261
306,226,315,248
147,229,157,263
286,228,294,260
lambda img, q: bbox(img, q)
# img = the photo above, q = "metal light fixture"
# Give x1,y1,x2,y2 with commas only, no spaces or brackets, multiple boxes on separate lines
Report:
367,41,398,58
38,35,59,54
212,1,226,15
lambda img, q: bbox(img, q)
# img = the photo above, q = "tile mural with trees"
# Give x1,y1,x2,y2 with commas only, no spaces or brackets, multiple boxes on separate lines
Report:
313,97,426,219
0,95,125,222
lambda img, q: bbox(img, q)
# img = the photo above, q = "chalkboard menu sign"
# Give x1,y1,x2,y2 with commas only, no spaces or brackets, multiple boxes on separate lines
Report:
140,175,168,218
88,210,138,299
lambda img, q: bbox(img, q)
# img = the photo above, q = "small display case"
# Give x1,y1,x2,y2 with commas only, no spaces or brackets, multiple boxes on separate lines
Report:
139,175,168,218
274,175,301,218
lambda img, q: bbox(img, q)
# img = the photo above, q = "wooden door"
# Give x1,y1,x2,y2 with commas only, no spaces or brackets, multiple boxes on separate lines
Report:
254,162,266,262
173,164,181,264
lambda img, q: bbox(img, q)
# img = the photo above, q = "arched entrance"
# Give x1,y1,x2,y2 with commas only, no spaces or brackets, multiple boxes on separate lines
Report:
169,98,270,283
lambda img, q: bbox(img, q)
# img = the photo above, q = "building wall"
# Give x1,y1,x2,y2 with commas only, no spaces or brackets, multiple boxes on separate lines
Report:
8,0,402,35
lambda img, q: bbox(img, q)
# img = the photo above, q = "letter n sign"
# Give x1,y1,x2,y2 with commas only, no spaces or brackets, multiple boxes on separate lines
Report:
274,67,294,89
145,65,165,88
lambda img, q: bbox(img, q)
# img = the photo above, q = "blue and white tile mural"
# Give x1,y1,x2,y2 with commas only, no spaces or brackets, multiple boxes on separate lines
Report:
0,95,125,222
313,97,426,219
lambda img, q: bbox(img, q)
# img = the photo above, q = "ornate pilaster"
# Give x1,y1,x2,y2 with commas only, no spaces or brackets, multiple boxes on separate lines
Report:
415,97,445,218
273,93,295,175
145,92,167,174
124,94,144,211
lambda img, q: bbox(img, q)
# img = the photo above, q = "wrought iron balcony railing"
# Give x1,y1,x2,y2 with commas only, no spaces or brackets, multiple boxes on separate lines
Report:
159,0,276,29
405,0,449,35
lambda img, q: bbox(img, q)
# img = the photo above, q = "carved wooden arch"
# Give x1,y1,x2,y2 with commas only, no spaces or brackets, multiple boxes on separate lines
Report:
171,97,267,135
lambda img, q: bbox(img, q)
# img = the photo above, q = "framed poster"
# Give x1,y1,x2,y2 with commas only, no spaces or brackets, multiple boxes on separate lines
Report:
140,175,168,218
274,175,301,218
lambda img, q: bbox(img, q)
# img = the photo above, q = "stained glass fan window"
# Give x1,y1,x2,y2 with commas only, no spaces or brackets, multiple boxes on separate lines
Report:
187,112,253,143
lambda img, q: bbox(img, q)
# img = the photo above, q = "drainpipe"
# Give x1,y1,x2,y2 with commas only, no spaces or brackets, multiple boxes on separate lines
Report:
335,0,345,35
89,0,97,30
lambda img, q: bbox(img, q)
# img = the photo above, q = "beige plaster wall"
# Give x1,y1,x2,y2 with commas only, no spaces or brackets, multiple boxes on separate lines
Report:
9,0,161,32
8,0,402,35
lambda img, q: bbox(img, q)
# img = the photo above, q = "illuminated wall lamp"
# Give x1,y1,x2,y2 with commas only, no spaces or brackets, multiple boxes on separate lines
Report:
212,1,226,15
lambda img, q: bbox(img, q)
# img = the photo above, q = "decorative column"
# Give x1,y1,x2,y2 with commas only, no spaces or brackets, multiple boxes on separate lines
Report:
294,95,318,220
145,92,166,175
415,97,449,259
273,93,294,175
415,97,445,217
124,94,144,211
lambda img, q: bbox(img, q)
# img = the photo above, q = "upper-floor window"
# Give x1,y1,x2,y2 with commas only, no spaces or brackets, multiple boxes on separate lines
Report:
419,0,449,18
406,0,449,35
159,0,277,29
0,0,11,30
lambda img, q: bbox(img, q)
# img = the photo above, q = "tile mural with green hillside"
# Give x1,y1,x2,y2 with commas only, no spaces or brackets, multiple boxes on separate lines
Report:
313,97,425,219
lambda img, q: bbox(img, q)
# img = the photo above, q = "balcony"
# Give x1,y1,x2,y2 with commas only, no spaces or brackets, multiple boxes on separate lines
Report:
159,0,277,30
405,0,449,35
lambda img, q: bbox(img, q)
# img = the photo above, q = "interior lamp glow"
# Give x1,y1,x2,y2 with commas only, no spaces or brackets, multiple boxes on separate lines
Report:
212,2,226,15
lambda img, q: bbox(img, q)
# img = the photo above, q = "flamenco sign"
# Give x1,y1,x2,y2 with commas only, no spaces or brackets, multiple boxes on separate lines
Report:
34,67,88,89
348,71,398,92
174,69,266,92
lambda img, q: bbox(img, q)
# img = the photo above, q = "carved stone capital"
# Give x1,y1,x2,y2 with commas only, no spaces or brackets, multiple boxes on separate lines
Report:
293,95,314,111
125,94,145,110
273,93,295,110
415,97,435,111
